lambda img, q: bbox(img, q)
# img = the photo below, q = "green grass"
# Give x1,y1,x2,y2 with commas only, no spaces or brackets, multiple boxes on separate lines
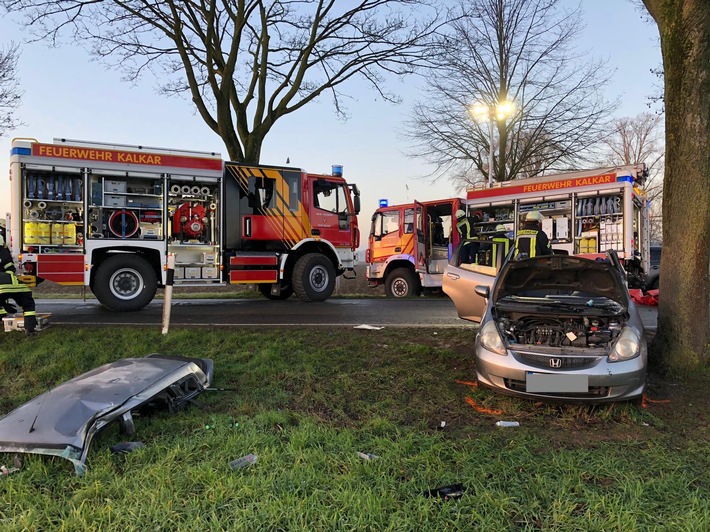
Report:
0,327,708,530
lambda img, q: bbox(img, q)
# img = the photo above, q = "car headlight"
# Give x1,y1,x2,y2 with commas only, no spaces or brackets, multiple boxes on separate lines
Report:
479,321,506,356
608,327,641,362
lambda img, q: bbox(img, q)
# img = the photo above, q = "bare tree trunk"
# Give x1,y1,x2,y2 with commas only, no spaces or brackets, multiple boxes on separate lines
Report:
643,0,710,370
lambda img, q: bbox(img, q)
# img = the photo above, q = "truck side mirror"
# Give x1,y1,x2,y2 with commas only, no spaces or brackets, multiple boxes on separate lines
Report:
353,195,360,215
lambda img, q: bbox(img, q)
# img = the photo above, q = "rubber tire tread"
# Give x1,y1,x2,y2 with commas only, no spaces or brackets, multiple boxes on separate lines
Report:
292,253,336,302
92,254,157,311
385,267,420,298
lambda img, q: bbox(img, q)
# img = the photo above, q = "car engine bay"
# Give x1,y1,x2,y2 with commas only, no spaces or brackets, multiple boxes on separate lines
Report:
496,312,626,349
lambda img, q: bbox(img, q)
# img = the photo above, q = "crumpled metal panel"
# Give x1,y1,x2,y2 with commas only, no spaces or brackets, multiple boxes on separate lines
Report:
0,354,213,475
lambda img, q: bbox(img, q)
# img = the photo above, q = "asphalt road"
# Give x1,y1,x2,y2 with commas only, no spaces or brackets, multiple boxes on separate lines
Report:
33,297,659,330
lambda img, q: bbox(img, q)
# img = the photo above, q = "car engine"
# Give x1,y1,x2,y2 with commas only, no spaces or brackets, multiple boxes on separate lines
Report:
496,314,625,349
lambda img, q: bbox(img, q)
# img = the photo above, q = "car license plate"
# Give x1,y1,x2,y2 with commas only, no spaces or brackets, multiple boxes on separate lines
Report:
526,373,589,393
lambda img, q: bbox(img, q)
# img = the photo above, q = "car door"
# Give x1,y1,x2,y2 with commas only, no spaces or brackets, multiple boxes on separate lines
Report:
442,238,499,322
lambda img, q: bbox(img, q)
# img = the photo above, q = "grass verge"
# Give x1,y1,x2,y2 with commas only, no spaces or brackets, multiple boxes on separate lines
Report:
0,327,708,530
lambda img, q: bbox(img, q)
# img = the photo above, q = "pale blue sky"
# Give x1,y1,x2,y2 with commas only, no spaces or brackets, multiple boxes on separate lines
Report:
1,1,660,235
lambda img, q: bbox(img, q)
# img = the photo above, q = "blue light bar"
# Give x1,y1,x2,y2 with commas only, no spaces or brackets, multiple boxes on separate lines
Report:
379,199,388,208
616,175,633,183
10,147,31,156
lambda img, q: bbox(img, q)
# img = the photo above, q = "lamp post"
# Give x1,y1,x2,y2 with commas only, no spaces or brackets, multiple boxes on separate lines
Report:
470,99,515,188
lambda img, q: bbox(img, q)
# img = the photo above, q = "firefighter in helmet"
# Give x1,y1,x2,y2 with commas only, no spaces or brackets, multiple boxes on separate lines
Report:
455,209,481,264
490,223,513,267
0,234,38,336
515,211,552,258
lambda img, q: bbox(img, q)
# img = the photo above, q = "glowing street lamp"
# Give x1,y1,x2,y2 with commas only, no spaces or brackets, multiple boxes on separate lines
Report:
470,99,516,187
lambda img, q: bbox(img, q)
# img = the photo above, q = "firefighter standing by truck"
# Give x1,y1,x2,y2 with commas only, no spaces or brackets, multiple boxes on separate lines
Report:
515,211,552,258
456,209,481,263
0,234,38,336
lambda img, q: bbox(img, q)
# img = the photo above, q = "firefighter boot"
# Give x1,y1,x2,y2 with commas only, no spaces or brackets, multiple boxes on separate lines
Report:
24,311,37,336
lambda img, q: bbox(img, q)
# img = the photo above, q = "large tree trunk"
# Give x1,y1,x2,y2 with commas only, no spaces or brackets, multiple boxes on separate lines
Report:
643,0,710,370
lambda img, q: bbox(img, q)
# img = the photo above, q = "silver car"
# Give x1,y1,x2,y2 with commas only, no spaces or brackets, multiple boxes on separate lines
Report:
443,248,647,403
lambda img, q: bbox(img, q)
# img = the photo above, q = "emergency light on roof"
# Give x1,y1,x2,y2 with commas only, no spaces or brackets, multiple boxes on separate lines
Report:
379,199,388,208
332,165,343,177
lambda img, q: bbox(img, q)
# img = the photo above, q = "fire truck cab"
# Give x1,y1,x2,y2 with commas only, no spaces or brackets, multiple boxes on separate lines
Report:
365,197,466,297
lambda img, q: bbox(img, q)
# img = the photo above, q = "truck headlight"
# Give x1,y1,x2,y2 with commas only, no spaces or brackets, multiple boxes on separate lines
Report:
479,321,506,356
608,327,641,362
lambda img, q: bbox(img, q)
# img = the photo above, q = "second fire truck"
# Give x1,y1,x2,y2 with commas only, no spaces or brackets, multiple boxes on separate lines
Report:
366,164,653,296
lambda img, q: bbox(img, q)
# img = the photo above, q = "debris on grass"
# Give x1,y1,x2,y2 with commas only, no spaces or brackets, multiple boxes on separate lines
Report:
354,324,384,330
423,483,466,500
0,465,19,476
230,453,257,469
110,442,146,454
356,452,380,461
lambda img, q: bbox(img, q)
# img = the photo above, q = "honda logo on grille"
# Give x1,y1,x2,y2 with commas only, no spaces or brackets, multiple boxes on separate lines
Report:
549,358,562,368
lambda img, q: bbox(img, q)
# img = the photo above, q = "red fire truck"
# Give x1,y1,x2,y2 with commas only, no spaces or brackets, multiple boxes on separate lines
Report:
365,197,466,297
366,164,653,296
464,164,652,287
7,138,360,310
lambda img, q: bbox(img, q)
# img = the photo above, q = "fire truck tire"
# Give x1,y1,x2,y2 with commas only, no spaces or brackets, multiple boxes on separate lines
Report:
292,253,336,302
258,283,294,300
93,254,157,311
385,268,420,298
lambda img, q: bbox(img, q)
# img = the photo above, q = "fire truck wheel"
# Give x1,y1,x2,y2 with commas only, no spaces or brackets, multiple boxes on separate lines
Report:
93,254,157,311
292,253,336,302
258,283,294,300
385,267,420,298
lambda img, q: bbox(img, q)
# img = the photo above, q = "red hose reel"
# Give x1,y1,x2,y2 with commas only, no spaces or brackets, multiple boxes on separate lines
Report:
108,210,139,238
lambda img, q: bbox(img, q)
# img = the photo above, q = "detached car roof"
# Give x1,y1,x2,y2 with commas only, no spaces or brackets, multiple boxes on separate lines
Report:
493,255,629,306
0,354,213,475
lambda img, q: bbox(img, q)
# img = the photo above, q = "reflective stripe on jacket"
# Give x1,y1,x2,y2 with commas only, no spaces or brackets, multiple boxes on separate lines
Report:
456,218,473,240
1,246,15,274
491,237,511,266
515,229,540,258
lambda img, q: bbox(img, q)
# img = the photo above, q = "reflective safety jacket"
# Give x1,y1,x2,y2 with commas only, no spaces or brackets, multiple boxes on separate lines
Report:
0,246,31,295
515,225,552,258
456,217,473,240
490,236,512,266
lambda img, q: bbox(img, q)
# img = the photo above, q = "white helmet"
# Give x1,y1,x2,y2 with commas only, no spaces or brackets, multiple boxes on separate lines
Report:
525,211,544,222
455,209,466,219
495,224,507,232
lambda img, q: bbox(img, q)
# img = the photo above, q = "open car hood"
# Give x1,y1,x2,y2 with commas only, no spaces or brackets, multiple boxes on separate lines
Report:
493,255,629,307
0,354,213,475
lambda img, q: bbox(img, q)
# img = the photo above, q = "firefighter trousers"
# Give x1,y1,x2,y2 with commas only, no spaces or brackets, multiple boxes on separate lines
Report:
0,288,37,333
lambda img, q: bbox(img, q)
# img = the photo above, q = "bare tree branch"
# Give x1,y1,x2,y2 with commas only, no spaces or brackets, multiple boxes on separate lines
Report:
1,0,443,162
601,112,665,242
0,41,22,138
404,0,617,188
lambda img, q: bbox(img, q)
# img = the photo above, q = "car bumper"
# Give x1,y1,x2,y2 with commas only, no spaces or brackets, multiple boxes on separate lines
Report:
475,339,647,403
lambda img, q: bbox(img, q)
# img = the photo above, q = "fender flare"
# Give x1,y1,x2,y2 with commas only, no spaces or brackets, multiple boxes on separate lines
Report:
291,238,343,267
